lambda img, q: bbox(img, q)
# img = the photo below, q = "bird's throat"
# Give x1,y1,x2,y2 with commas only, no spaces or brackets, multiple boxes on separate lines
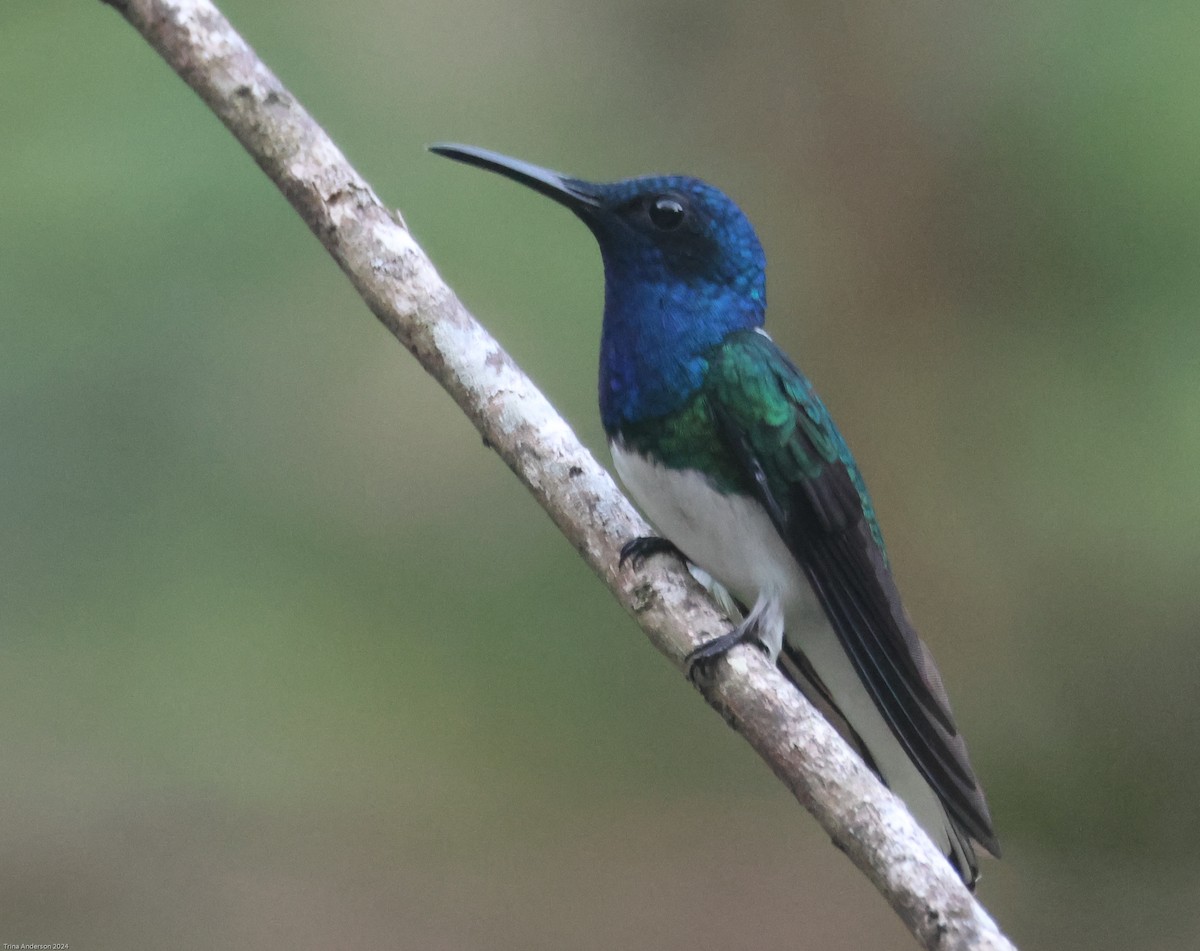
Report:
597,279,761,433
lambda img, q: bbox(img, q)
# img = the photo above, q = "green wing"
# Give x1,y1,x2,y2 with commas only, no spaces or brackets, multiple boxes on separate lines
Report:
708,329,1000,858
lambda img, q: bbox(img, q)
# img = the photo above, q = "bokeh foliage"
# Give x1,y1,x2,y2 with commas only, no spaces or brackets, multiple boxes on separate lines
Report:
3,1,1199,948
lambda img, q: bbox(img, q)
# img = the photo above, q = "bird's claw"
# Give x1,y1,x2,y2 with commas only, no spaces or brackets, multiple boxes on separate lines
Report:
619,535,685,570
685,631,741,684
684,615,766,684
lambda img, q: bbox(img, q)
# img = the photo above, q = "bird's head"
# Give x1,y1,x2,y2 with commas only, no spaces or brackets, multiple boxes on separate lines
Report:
431,144,768,426
430,144,765,324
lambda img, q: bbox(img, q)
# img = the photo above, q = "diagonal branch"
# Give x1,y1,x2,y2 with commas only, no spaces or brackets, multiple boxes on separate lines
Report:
96,1,1016,947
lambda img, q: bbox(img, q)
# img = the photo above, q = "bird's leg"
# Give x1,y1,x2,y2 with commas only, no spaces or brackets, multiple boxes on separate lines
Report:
618,535,686,569
685,624,755,683
619,536,776,685
685,594,782,683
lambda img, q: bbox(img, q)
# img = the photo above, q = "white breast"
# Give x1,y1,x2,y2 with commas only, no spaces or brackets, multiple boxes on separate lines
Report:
610,442,826,635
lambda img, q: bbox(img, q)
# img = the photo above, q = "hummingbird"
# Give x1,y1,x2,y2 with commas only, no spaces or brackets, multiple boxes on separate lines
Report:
430,143,1000,886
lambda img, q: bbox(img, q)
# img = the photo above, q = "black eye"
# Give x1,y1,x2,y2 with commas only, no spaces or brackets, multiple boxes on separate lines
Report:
648,196,685,230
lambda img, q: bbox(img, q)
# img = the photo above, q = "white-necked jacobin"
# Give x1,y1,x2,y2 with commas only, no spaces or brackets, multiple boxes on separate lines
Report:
430,144,1000,886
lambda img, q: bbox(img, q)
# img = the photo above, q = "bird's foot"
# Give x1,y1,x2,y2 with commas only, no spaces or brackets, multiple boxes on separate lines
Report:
684,612,767,684
619,535,685,570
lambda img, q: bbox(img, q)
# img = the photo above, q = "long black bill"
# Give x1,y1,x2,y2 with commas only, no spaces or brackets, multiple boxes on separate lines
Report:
429,143,601,215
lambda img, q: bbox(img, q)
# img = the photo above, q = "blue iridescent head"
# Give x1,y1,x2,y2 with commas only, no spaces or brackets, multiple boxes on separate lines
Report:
430,144,767,431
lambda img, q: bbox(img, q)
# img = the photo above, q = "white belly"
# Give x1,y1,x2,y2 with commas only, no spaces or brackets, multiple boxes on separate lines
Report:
611,442,961,864
611,443,822,628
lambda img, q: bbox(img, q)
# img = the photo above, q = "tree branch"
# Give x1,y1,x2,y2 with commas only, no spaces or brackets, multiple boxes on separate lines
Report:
97,1,1016,947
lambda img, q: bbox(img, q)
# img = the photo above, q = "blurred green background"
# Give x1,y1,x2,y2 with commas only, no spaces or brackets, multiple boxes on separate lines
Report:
3,1,1199,948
